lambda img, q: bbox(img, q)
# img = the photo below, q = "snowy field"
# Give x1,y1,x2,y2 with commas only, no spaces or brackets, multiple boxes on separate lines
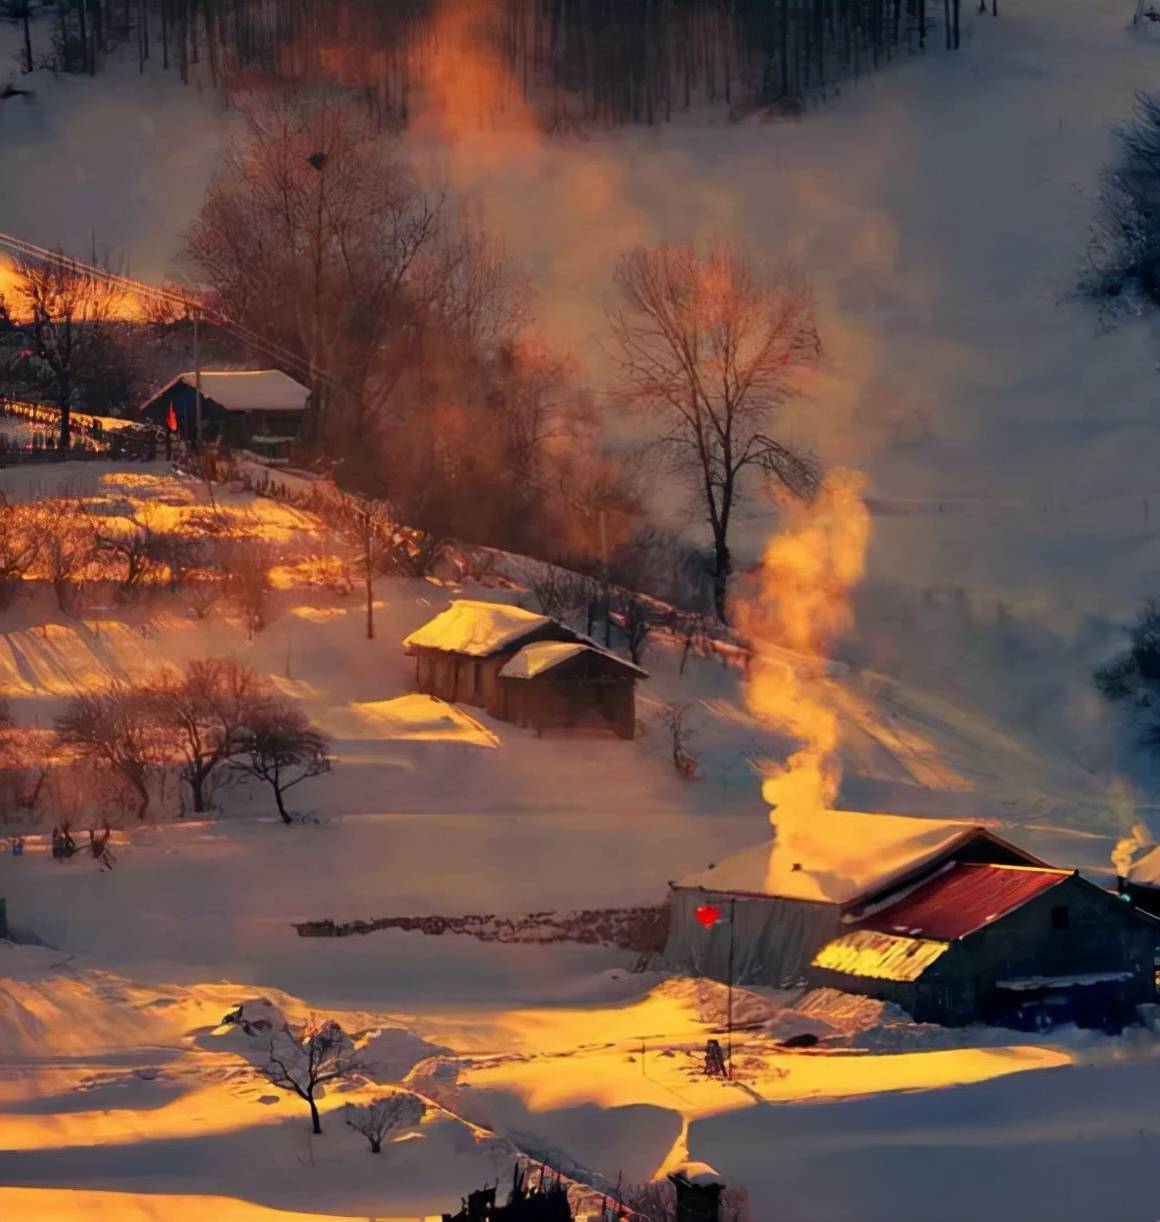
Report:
6,0,1160,1215
0,460,1147,1221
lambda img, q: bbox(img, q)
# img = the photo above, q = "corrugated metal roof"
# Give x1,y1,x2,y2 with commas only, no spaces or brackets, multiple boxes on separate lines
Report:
859,862,1069,941
812,929,950,982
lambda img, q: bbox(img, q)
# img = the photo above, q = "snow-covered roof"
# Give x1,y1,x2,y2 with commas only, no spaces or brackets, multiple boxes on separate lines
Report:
499,640,649,680
1128,844,1160,887
155,370,310,413
403,600,554,657
672,810,1020,906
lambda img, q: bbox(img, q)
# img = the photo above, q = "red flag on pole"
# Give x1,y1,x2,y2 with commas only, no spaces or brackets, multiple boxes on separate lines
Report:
166,404,177,432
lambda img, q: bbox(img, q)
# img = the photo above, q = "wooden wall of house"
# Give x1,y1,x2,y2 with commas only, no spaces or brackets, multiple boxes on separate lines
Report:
938,876,1159,1013
413,650,511,714
499,676,636,738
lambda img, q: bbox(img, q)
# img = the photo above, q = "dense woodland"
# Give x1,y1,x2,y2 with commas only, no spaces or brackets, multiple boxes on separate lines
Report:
8,0,949,124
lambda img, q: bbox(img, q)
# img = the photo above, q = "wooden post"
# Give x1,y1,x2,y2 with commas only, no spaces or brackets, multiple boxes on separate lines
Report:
726,898,736,1078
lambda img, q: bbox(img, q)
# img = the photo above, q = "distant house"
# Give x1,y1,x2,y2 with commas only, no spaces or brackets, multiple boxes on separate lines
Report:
403,599,647,739
138,370,311,452
664,811,1048,989
811,862,1159,1027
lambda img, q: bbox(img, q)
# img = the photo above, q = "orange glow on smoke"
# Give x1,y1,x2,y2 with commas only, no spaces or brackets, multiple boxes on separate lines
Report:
737,471,871,819
413,0,539,157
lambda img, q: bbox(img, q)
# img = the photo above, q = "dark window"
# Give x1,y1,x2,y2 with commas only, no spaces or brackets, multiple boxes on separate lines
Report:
472,662,483,699
1050,905,1069,930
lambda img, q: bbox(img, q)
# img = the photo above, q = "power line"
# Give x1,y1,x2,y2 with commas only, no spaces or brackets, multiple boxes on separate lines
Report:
0,231,322,389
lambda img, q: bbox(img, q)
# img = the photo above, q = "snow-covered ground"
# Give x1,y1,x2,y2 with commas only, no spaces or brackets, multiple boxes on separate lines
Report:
5,0,1160,1214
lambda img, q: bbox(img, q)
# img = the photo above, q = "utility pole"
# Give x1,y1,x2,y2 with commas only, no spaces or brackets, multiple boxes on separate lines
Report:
192,308,203,452
600,506,611,647
726,898,736,1079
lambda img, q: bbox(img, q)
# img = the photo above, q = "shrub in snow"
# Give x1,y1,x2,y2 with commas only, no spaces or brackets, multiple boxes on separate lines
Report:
344,1092,425,1153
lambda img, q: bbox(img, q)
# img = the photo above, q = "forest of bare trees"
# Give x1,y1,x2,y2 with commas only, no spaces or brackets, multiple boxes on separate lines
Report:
26,0,945,122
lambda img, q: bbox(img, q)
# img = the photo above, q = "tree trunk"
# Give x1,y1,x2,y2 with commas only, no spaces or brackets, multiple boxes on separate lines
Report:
21,12,32,73
364,551,374,641
712,534,731,623
370,1137,381,1153
187,767,207,814
274,783,291,825
308,1096,322,1135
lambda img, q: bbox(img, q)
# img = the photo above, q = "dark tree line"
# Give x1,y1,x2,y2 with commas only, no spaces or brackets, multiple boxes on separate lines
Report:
1083,92,1160,315
26,0,953,121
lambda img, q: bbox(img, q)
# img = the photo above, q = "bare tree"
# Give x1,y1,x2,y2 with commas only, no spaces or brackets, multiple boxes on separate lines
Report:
55,684,164,820
344,1093,425,1154
182,92,444,452
35,498,94,612
334,494,394,641
156,658,261,814
221,539,272,638
261,1017,362,1136
607,243,821,621
0,256,132,450
0,496,41,607
614,593,657,665
232,700,331,824
659,701,700,779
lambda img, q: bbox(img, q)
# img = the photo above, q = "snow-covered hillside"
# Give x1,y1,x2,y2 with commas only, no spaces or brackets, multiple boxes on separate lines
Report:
6,0,1160,1214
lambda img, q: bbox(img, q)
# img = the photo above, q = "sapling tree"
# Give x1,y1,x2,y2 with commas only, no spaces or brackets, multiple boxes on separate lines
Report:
334,494,394,641
659,701,700,779
261,1017,362,1136
344,1092,425,1153
233,699,331,824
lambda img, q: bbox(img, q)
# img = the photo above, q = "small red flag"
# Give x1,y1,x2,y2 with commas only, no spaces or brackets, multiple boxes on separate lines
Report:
166,404,177,432
695,903,721,929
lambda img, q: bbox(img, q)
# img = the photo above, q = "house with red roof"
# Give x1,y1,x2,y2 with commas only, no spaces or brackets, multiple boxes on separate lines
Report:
811,860,1159,1027
667,809,1160,1028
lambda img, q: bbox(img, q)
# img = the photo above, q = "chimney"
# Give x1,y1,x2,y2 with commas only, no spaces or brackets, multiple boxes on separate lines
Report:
668,1162,724,1222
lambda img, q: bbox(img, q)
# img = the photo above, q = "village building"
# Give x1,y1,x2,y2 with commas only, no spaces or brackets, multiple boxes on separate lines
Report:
403,599,647,739
138,370,311,454
665,810,1044,989
667,809,1160,1028
811,862,1159,1027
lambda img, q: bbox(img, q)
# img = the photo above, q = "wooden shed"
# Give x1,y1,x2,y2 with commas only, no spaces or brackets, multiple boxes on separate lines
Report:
403,599,647,739
498,640,646,739
138,370,310,449
810,862,1160,1027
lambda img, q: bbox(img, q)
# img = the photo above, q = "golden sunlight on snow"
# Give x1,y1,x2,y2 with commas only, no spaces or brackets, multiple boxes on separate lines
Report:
0,1188,390,1221
337,693,499,746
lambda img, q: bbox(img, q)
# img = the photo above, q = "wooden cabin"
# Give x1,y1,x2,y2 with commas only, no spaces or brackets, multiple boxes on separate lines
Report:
138,370,310,450
403,599,647,739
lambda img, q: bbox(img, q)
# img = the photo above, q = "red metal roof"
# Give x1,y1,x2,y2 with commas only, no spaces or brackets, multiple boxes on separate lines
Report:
857,862,1070,941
